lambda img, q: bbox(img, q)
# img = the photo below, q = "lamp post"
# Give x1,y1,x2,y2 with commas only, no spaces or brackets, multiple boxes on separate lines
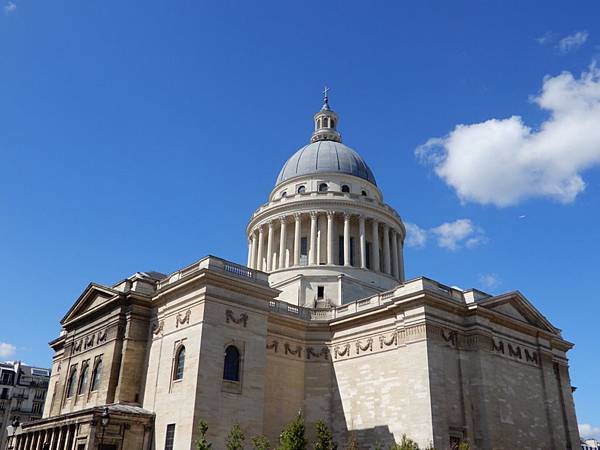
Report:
6,418,19,450
99,406,110,449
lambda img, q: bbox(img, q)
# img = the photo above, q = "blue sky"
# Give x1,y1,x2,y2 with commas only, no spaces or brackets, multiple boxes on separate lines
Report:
1,0,599,437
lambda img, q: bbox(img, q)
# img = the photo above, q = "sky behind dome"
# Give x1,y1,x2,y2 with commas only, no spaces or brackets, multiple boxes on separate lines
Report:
1,0,599,438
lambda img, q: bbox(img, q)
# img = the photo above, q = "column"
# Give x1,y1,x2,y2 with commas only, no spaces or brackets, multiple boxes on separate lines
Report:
278,217,287,269
30,432,38,450
39,430,46,450
391,229,399,279
397,233,405,281
383,224,391,274
343,213,351,266
326,211,335,265
359,216,366,269
309,212,318,265
293,213,301,266
250,231,258,269
246,239,252,267
266,221,274,271
371,220,380,272
256,226,264,271
49,428,56,450
63,425,72,450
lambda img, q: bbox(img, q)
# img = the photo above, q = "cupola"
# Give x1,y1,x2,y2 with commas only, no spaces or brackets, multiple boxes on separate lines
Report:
310,87,342,143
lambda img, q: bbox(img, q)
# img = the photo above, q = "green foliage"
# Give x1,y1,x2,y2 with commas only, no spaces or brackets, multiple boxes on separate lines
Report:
279,412,307,450
313,420,337,450
373,441,384,450
195,420,212,450
343,433,358,450
251,436,272,450
389,434,420,450
226,423,246,450
458,443,470,450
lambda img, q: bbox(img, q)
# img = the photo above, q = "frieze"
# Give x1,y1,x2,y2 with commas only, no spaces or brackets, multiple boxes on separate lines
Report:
379,332,397,349
225,309,248,327
355,338,373,354
266,340,279,352
492,338,539,366
176,310,191,328
441,329,458,347
72,328,109,354
306,347,329,360
284,343,302,358
334,344,350,359
152,320,164,336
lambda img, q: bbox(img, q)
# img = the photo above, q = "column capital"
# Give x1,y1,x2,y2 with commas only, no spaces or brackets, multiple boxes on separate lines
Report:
309,210,319,219
268,221,275,230
343,212,352,221
326,210,336,218
293,212,303,221
279,216,288,225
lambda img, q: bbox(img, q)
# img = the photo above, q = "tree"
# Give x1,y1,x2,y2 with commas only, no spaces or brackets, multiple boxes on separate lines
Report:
313,420,336,450
279,411,307,450
389,434,420,450
226,423,246,450
251,436,271,450
195,420,212,450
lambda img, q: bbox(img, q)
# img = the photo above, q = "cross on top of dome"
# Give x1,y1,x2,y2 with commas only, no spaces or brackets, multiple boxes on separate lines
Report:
311,87,341,143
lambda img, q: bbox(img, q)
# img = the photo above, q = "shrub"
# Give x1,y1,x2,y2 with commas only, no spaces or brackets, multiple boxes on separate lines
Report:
279,411,307,450
313,420,337,450
226,423,246,450
252,436,271,450
195,420,212,450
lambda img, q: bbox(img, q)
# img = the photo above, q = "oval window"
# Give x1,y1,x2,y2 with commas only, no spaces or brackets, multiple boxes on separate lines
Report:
297,186,306,194
341,185,350,193
318,183,328,192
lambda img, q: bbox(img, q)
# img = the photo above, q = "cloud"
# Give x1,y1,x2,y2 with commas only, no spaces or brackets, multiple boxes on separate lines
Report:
479,273,500,290
536,32,555,46
406,219,485,251
579,423,600,438
416,64,600,207
405,222,428,248
4,1,16,13
0,342,16,358
558,31,589,53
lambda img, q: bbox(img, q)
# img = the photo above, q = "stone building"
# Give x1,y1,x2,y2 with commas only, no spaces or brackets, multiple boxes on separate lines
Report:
12,94,580,450
0,361,50,449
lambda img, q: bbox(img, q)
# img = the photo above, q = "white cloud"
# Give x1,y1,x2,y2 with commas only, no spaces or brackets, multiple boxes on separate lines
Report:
579,423,600,438
536,32,555,45
0,342,16,358
479,273,500,290
558,31,589,53
416,64,600,207
4,1,16,13
405,222,428,248
431,219,485,251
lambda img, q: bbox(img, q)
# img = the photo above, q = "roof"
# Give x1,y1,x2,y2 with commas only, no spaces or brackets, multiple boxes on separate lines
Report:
275,140,377,186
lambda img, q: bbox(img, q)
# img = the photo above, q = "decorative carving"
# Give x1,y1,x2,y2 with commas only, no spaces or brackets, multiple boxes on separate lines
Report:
74,340,82,352
508,343,522,359
284,343,302,357
491,338,538,366
306,346,329,360
266,340,279,353
176,310,191,328
441,329,458,347
524,348,539,364
379,332,397,348
84,335,95,349
334,344,350,359
97,329,107,343
152,320,164,336
225,309,248,327
355,338,373,354
492,339,505,354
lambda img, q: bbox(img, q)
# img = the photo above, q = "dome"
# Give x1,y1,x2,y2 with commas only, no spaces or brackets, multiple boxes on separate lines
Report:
276,140,377,186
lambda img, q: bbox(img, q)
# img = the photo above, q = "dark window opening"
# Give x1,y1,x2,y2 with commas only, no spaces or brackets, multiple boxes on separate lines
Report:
164,424,176,450
300,237,308,265
297,185,306,194
350,237,355,266
91,358,103,391
366,242,372,269
318,183,328,192
317,286,324,300
77,363,89,395
223,346,241,382
66,366,77,398
174,346,185,380
361,190,367,196
281,191,287,198
338,236,344,265
341,185,350,193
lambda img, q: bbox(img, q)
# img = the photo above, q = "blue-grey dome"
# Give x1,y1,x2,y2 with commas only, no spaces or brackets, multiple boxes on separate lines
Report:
276,141,377,186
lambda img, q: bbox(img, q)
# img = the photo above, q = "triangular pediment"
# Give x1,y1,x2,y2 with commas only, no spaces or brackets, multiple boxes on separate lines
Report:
61,283,121,325
479,292,559,335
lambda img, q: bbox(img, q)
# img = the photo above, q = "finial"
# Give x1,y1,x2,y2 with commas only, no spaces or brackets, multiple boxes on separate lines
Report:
322,86,330,110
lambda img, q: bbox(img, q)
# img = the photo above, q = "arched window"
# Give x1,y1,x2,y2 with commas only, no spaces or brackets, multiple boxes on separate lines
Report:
77,362,89,395
341,185,350,193
90,358,103,391
174,346,185,380
66,366,77,398
318,183,328,192
297,185,306,194
361,190,368,196
223,345,240,382
281,191,287,198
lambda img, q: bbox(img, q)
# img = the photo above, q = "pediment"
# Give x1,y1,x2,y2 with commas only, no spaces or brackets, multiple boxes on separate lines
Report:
61,283,121,325
479,292,559,335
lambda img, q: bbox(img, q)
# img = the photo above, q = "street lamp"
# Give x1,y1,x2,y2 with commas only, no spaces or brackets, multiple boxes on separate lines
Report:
6,418,20,450
99,407,110,449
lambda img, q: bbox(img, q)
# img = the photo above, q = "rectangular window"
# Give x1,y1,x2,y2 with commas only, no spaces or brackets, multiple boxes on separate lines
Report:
349,237,355,266
317,286,324,300
300,237,308,265
164,424,176,450
338,236,344,265
366,242,371,269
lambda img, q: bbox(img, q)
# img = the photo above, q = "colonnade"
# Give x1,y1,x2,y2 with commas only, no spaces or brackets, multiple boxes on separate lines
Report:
13,424,77,450
247,211,404,281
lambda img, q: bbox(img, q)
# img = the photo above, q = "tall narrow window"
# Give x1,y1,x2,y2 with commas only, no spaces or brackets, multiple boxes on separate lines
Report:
300,237,308,266
77,362,89,395
366,242,372,269
223,346,240,382
174,346,185,380
91,358,103,391
350,237,355,266
317,286,325,300
338,236,344,265
164,424,176,450
66,366,77,398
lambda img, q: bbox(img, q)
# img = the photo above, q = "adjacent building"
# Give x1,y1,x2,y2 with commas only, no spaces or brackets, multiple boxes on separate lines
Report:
0,362,50,449
11,95,581,449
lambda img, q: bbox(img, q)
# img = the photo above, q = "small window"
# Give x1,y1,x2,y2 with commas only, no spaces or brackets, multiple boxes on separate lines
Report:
341,185,350,193
91,358,103,392
77,362,89,395
281,191,287,198
66,366,77,398
223,346,241,382
164,424,176,450
318,183,328,192
317,286,324,300
174,346,185,380
361,190,367,196
297,185,306,194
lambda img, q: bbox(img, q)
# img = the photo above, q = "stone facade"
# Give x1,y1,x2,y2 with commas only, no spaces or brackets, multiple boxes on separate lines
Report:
10,96,581,450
